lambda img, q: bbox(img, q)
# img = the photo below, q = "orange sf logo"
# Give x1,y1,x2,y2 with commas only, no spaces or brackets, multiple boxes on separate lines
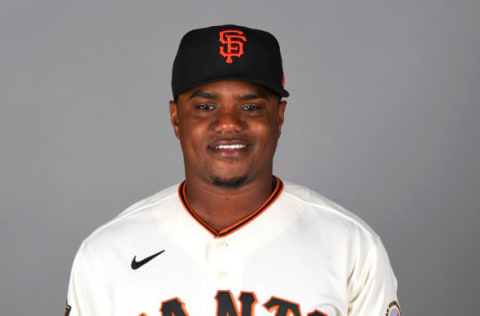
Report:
219,30,247,64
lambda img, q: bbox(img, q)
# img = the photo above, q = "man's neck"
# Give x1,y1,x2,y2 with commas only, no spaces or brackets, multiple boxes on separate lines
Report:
184,174,275,233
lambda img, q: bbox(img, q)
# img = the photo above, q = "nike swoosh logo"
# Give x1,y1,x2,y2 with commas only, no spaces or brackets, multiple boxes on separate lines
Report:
131,250,165,270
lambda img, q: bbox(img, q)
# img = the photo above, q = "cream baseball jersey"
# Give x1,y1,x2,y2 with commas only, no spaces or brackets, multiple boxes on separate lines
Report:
65,178,400,316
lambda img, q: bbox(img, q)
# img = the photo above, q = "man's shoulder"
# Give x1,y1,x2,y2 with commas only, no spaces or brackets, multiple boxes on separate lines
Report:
281,180,380,241
114,183,180,219
80,183,181,251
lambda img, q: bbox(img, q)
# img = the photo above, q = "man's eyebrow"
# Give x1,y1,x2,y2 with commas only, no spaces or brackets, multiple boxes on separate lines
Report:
188,90,217,100
238,90,269,100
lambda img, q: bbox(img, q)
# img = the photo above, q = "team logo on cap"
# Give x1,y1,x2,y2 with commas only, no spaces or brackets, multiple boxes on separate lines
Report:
219,30,247,63
385,301,401,316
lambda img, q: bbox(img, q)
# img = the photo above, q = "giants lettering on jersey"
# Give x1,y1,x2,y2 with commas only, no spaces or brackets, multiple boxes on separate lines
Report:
143,291,327,316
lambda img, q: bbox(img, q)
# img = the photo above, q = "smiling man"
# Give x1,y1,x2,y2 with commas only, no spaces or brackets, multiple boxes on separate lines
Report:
170,80,286,232
65,25,400,316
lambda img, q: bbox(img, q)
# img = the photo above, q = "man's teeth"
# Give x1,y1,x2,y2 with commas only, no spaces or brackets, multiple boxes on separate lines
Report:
214,144,247,149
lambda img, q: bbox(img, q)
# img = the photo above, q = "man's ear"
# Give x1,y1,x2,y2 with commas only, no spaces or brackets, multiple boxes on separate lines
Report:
169,100,180,139
277,100,287,137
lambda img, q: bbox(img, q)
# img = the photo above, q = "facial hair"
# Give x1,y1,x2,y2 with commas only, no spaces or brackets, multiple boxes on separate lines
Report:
211,175,248,189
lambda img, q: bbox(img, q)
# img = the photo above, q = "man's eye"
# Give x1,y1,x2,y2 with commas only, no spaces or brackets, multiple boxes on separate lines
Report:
241,104,261,112
196,103,216,111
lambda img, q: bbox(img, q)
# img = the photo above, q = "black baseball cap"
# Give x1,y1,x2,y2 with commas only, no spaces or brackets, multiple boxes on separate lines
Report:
172,24,289,99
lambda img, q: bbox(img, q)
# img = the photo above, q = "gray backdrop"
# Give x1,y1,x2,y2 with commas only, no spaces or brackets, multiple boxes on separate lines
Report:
1,0,479,315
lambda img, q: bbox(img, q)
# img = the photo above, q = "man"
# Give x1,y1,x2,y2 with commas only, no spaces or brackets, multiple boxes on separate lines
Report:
65,25,400,316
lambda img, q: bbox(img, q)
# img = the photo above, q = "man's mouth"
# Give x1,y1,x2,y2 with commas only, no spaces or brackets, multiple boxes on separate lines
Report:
208,140,250,155
213,144,247,150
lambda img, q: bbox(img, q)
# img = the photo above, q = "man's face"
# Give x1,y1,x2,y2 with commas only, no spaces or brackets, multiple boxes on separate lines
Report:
170,80,287,188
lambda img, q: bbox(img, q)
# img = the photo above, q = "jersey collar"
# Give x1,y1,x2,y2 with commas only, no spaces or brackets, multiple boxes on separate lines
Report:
178,176,284,238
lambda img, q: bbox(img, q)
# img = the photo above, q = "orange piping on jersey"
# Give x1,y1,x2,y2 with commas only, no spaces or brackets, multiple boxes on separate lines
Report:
178,176,284,238
178,181,217,236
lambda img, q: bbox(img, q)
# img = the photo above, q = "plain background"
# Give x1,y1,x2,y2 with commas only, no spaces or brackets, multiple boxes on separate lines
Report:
1,0,479,315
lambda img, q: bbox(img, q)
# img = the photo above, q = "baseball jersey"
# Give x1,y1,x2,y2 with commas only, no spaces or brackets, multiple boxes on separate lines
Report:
65,177,400,316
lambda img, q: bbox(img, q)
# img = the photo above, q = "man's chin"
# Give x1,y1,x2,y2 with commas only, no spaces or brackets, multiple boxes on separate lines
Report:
211,175,248,189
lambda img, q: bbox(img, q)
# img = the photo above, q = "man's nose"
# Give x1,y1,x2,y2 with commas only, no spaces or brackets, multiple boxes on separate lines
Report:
212,106,245,134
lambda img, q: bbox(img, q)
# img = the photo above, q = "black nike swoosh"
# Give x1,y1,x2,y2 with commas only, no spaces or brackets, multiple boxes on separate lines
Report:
131,250,165,270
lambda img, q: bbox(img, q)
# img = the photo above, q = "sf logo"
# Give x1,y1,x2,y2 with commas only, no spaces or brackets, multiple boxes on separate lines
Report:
219,30,247,63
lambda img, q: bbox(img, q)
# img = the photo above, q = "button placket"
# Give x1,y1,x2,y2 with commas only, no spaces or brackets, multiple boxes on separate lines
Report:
212,237,232,286
205,238,233,290
216,238,230,283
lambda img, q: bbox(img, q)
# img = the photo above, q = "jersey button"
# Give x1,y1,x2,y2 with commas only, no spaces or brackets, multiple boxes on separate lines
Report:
217,271,228,280
216,240,228,248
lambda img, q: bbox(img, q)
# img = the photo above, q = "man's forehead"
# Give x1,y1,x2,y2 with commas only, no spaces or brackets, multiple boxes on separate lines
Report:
182,81,275,100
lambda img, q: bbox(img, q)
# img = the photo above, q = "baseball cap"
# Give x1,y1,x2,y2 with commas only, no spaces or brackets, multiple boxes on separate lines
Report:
171,24,289,99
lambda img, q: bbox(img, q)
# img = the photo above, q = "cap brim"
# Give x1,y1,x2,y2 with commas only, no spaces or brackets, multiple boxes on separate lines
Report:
174,77,289,99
